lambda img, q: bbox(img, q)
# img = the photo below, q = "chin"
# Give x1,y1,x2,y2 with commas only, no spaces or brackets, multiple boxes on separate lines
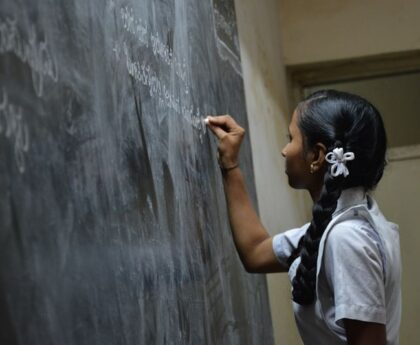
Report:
287,177,306,190
287,177,297,188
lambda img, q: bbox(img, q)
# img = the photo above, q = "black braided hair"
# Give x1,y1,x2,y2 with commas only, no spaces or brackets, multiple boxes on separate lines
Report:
289,90,387,305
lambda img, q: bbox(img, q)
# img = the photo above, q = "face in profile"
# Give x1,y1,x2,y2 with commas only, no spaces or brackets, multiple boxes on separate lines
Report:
281,111,313,189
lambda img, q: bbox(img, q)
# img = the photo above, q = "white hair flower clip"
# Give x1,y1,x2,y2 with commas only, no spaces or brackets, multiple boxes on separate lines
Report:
325,147,355,177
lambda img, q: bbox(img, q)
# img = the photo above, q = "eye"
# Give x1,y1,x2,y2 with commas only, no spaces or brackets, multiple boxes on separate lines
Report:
286,134,292,142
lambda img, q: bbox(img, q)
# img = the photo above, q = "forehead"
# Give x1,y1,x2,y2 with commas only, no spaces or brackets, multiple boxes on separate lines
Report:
289,110,299,131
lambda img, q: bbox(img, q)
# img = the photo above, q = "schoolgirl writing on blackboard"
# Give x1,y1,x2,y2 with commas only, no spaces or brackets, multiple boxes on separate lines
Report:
206,90,401,345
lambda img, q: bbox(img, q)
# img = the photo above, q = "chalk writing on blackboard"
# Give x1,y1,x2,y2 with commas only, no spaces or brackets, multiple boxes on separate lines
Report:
0,0,273,343
0,89,30,173
0,16,58,97
120,6,149,47
110,3,208,138
119,5,187,84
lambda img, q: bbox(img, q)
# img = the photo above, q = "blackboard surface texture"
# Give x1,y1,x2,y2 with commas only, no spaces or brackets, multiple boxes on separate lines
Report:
0,1,274,344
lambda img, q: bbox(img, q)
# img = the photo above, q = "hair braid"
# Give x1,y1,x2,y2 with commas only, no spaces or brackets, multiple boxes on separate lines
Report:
287,89,388,305
291,143,345,305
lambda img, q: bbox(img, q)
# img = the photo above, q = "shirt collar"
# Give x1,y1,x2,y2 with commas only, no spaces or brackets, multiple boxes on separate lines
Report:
333,186,367,217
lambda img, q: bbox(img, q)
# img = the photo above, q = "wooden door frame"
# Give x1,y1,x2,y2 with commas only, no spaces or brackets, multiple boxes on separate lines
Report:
285,49,420,162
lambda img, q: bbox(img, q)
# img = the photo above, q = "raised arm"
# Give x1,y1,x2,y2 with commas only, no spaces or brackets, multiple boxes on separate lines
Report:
206,115,287,273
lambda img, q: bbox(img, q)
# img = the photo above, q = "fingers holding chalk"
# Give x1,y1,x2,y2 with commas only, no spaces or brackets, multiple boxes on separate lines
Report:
205,116,228,139
204,115,218,125
204,114,245,170
204,115,243,135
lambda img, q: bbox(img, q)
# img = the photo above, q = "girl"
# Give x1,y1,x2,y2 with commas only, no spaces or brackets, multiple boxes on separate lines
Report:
205,90,401,345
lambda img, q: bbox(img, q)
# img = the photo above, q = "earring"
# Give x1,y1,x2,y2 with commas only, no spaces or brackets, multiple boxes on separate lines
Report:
310,163,315,174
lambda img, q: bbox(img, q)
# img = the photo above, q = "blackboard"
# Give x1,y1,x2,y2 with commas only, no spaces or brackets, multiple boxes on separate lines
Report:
0,1,274,344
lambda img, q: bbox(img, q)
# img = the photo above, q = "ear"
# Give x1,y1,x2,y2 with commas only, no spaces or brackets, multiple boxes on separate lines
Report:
308,142,327,172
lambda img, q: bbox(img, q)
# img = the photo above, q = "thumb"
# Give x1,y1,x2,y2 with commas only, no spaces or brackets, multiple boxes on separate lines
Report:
207,121,228,139
206,115,238,131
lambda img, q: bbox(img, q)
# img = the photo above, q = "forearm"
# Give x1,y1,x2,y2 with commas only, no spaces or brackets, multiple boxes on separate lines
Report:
222,167,271,270
206,115,285,272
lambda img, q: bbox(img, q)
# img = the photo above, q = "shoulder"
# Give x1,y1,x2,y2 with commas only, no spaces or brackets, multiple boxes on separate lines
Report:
272,223,309,267
273,222,310,246
328,217,371,238
322,217,385,278
325,217,380,253
319,219,388,326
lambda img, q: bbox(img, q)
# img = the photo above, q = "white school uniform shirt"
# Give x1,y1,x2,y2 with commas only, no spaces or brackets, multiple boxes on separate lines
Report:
272,187,402,345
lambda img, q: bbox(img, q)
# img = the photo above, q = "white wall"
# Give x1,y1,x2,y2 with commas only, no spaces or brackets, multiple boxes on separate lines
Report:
372,155,420,343
279,0,420,65
234,1,308,344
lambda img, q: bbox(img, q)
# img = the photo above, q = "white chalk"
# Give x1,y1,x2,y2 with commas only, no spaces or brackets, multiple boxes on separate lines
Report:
204,117,210,125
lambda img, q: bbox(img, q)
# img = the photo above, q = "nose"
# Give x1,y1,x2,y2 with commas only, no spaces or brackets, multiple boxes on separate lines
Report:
281,146,287,158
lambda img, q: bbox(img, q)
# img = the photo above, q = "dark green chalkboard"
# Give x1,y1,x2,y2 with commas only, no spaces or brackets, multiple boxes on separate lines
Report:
0,1,274,344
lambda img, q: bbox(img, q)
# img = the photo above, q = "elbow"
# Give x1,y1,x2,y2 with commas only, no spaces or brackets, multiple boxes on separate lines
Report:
241,258,264,274
242,262,256,273
244,266,260,274
238,252,258,273
239,238,272,273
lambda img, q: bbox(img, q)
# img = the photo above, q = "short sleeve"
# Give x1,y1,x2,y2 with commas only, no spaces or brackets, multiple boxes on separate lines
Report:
323,220,386,325
272,224,309,268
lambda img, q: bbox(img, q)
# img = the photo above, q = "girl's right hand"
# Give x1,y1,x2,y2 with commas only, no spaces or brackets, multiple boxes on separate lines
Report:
205,115,246,169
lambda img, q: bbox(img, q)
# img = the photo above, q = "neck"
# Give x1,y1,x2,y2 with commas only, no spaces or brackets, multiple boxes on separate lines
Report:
308,176,324,204
309,181,323,203
308,168,327,203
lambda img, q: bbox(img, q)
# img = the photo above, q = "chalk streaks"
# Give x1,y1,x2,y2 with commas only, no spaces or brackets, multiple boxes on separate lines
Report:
0,89,30,173
119,5,187,84
110,4,208,138
120,6,148,48
212,4,241,76
0,16,58,97
122,43,205,138
213,9,234,42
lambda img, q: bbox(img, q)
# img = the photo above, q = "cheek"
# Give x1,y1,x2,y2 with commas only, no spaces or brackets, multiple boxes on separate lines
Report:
284,147,300,171
284,150,309,188
286,157,302,176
